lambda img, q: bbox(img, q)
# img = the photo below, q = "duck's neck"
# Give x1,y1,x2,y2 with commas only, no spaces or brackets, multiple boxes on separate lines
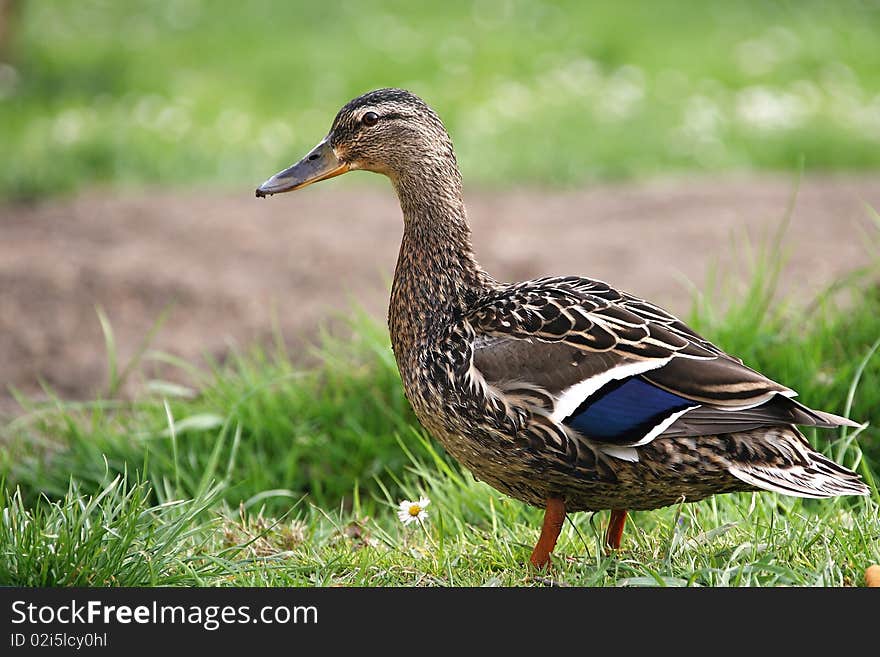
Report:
389,167,493,353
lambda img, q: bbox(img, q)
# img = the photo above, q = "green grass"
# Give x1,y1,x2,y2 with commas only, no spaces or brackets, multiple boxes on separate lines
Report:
0,477,226,586
2,0,880,199
1,230,879,586
0,434,876,587
1,313,415,511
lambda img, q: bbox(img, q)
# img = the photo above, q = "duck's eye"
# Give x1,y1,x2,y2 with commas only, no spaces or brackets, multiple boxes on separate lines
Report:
362,111,380,127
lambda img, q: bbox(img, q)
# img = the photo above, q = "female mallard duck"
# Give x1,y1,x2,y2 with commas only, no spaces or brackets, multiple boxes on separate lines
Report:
256,88,868,568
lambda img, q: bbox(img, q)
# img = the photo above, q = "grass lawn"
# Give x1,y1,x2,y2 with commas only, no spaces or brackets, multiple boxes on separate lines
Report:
3,0,880,198
2,236,879,586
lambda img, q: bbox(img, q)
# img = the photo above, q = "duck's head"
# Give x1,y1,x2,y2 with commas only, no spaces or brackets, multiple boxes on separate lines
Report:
256,88,455,198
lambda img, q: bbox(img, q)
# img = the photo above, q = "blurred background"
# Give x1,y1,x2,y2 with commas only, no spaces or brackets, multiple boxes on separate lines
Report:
1,0,879,408
4,0,880,193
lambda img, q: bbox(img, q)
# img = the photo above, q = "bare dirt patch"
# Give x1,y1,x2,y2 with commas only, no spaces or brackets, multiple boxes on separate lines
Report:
1,175,877,414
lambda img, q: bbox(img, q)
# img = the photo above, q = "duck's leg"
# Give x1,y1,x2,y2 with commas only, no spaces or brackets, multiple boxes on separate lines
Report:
605,508,628,551
530,497,566,569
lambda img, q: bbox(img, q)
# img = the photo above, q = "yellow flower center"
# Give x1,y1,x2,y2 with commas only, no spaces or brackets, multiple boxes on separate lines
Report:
408,504,422,517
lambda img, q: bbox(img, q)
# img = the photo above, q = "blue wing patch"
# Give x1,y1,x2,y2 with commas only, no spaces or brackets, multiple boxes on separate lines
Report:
564,377,697,443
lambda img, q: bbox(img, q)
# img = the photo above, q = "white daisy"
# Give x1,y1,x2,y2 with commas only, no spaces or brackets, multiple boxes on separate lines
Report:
397,497,430,525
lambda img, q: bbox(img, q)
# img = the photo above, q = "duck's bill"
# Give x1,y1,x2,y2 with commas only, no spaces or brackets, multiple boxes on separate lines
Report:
255,137,349,197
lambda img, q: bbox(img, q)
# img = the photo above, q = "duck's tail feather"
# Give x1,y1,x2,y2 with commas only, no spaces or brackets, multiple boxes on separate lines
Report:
790,401,861,429
728,428,869,498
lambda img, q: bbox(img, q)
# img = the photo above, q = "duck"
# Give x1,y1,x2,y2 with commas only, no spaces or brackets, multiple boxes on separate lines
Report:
255,88,869,569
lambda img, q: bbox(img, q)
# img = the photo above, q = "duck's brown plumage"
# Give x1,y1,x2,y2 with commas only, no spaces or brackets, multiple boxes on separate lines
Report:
256,88,868,566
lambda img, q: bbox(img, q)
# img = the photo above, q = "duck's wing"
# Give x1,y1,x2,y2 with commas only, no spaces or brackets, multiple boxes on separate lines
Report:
466,277,856,451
